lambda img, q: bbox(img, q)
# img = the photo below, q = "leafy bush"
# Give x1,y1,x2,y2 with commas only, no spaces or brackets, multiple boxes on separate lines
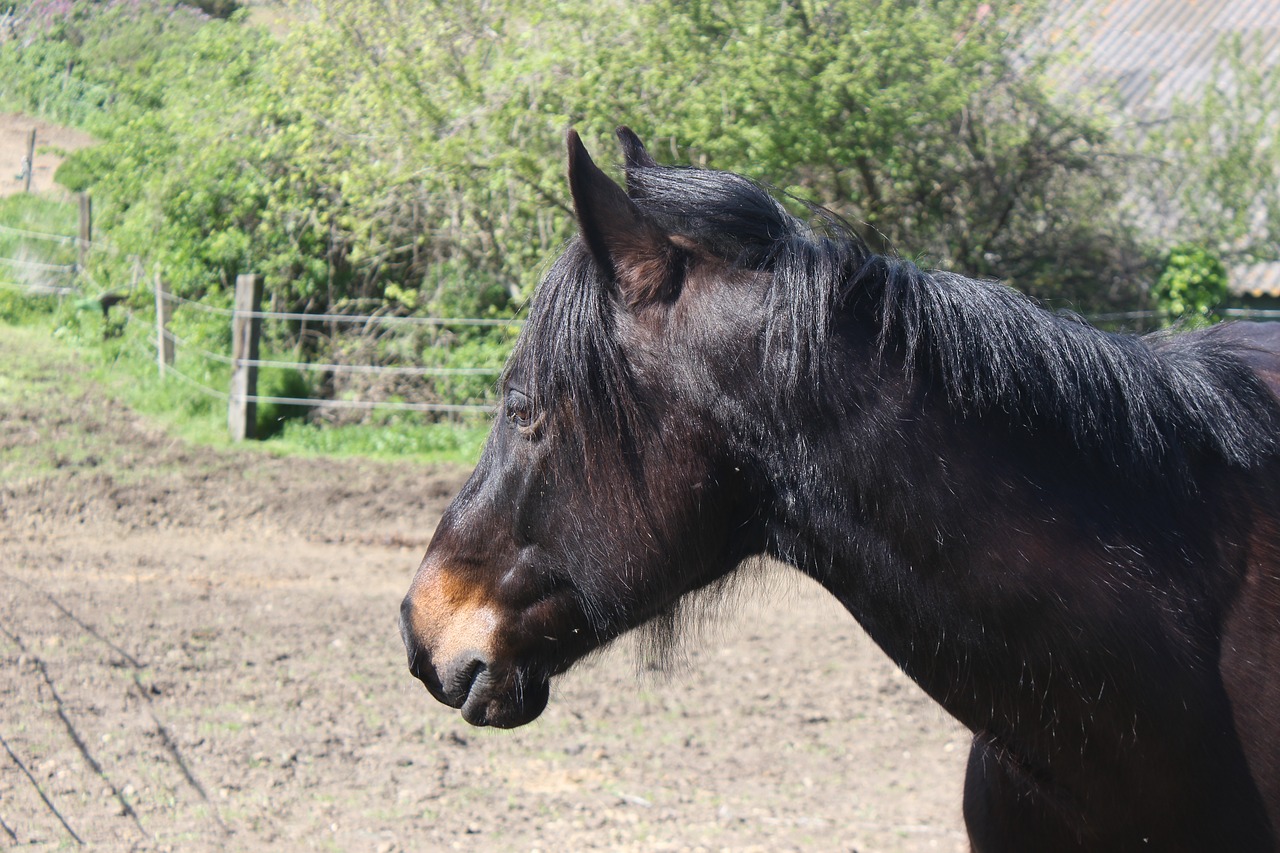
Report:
1152,245,1229,326
11,0,1162,325
0,287,58,323
52,155,94,192
256,367,314,439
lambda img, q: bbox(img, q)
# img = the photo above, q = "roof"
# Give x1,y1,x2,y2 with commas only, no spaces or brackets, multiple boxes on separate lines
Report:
1042,0,1280,117
1232,262,1280,298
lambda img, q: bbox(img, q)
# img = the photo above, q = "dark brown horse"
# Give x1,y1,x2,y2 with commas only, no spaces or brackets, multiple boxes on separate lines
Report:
401,128,1280,851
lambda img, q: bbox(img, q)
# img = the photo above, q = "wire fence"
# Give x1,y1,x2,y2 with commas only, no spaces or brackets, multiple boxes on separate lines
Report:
1,224,519,427
7,221,1280,438
161,288,513,414
0,223,79,244
145,285,514,420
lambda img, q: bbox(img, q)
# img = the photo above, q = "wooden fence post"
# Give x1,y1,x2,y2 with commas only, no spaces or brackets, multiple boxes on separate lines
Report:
228,273,264,441
22,128,35,193
77,193,92,272
154,272,174,377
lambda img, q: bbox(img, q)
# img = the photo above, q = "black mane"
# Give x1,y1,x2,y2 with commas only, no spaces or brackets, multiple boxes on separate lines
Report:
518,160,1280,476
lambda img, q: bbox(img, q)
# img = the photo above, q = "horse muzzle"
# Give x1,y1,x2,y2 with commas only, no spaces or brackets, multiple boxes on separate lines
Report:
399,572,550,728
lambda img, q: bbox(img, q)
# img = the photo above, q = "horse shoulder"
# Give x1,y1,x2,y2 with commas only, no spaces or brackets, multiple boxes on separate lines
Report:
1219,459,1280,838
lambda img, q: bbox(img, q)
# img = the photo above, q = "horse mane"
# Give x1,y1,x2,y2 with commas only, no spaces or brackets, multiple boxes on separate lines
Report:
623,161,1280,474
509,154,1280,662
515,158,1278,487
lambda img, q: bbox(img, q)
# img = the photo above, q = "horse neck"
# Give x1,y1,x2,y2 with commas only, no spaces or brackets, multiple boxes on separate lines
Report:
752,369,1232,739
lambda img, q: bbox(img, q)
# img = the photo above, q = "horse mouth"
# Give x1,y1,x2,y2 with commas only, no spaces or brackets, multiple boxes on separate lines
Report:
459,674,550,728
407,653,550,728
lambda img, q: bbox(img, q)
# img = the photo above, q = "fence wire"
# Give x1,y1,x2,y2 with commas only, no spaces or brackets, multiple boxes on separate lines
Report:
0,223,78,244
0,255,75,273
0,279,79,296
13,225,1280,430
134,288,506,415
127,289,1280,422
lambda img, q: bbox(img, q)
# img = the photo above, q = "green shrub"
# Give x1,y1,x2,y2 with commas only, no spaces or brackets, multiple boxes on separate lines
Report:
53,157,95,193
256,367,314,438
0,288,59,323
1152,245,1229,326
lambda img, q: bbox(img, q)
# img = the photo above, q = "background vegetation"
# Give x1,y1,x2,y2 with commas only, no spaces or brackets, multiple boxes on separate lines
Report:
1,0,1277,457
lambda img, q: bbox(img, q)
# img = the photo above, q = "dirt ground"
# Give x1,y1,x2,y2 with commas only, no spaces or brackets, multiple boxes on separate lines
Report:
0,325,970,853
0,113,94,198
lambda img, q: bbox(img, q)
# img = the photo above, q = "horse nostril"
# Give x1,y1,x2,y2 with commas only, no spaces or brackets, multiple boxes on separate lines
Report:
400,599,424,669
403,636,436,690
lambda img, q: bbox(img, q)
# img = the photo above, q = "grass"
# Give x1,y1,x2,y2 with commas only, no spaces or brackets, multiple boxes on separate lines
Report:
0,194,79,262
1,297,492,468
0,322,117,482
271,418,489,464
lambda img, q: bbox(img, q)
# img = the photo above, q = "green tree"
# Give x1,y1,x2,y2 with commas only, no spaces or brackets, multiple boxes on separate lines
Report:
1146,35,1280,269
6,0,1171,321
291,0,1153,311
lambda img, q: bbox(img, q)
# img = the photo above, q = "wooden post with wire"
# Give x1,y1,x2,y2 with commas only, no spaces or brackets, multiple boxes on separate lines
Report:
21,128,35,193
154,272,174,377
77,193,91,272
228,273,264,441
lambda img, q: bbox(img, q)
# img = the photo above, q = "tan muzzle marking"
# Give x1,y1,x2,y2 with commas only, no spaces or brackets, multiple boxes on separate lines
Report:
405,561,500,664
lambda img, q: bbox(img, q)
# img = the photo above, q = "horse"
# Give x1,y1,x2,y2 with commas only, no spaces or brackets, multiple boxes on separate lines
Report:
400,127,1280,851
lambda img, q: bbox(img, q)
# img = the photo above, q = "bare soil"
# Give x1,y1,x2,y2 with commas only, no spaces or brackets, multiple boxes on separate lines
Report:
0,327,969,852
0,113,94,198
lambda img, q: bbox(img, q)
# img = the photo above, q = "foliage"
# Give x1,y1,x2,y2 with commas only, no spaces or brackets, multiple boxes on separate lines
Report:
2,0,1165,322
0,1,208,128
1145,35,1280,268
0,285,57,323
1151,245,1229,326
272,0,1153,311
52,154,94,192
6,0,1278,431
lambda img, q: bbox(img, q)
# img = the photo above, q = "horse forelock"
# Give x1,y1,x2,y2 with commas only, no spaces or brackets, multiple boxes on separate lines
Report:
507,242,641,444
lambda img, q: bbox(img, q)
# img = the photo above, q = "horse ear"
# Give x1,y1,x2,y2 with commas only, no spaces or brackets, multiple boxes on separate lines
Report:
616,126,656,169
567,129,679,309
616,126,656,197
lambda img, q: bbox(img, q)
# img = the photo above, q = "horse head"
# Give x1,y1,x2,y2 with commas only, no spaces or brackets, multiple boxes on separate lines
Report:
399,129,774,726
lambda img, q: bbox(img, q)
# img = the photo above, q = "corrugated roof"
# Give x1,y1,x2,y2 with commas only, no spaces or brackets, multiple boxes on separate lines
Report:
1042,0,1280,116
1232,262,1280,298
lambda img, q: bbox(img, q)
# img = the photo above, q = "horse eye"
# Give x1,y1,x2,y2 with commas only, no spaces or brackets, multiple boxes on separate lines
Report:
505,389,535,430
